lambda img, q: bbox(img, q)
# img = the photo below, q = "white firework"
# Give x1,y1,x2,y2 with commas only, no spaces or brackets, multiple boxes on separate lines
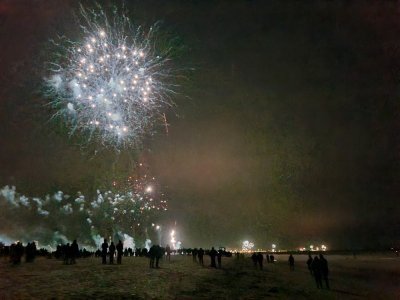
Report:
46,5,175,147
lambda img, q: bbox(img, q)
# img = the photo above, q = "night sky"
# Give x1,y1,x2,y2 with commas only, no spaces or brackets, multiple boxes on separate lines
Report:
0,0,399,249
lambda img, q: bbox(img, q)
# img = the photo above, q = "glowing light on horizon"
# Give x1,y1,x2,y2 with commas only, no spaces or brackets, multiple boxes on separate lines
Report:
242,240,254,251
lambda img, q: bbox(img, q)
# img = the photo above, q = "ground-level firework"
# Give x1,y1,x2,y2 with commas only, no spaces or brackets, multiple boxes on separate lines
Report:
0,179,168,249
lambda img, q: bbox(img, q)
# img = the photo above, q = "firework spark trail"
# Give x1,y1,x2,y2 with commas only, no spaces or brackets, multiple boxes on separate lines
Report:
46,5,176,148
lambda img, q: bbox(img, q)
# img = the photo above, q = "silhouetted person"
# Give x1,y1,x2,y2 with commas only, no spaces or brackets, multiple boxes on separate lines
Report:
109,242,116,264
12,242,24,264
116,240,123,264
251,253,258,268
266,253,270,263
165,244,171,261
306,254,313,275
217,250,223,268
311,256,322,289
209,247,217,268
270,254,274,263
198,248,204,266
101,239,108,264
64,243,71,265
149,245,156,268
257,252,264,270
25,242,36,263
319,254,329,289
192,248,198,262
70,240,79,264
288,254,294,271
155,245,163,268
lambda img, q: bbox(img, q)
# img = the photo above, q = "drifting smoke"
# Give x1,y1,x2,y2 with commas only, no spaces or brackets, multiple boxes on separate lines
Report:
0,185,167,249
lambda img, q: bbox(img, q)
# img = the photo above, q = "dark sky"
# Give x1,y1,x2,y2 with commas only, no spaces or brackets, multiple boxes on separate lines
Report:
0,0,399,249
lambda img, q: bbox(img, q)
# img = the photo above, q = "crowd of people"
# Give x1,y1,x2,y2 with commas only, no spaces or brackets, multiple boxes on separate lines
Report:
0,240,330,289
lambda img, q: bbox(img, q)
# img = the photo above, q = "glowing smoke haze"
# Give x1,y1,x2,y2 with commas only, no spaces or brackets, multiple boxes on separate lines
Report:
0,184,167,249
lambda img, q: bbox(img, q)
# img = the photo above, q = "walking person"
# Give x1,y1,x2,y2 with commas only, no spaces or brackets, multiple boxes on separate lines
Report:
319,254,330,289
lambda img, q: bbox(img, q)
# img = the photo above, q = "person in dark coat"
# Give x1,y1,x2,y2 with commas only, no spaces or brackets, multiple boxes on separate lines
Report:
311,256,323,289
155,245,163,268
217,249,223,268
269,254,274,263
109,242,116,264
165,244,171,261
257,252,264,270
251,253,258,268
319,254,330,289
116,240,123,264
192,248,198,262
288,254,295,271
149,245,156,268
306,254,313,275
64,243,71,265
101,239,108,264
198,248,204,266
70,240,79,264
209,247,218,268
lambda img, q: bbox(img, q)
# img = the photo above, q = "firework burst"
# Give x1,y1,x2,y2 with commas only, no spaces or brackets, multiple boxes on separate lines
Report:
45,5,176,148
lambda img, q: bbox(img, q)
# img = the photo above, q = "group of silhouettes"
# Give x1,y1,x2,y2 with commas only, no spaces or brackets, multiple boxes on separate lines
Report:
101,239,124,264
307,254,330,289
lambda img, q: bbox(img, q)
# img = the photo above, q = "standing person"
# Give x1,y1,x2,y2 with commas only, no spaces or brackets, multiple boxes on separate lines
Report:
251,253,258,268
64,243,71,265
311,256,323,289
306,254,313,275
209,247,218,268
288,254,295,271
149,245,156,268
217,249,223,268
101,239,108,265
192,248,198,263
319,254,330,289
116,240,123,264
155,245,163,268
165,244,171,261
70,240,79,264
109,242,116,264
198,248,204,266
257,252,264,270
270,254,274,263
266,253,270,263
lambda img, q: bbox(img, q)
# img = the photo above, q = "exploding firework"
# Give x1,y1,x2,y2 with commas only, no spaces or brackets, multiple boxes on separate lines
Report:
45,4,176,148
